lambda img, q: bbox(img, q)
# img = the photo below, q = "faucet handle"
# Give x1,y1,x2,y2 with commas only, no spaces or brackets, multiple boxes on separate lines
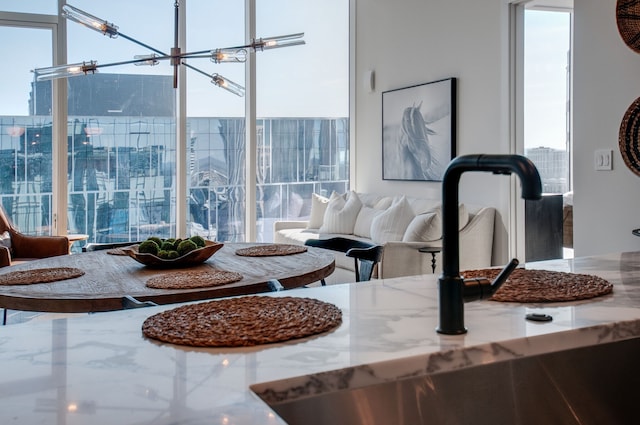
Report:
462,258,519,302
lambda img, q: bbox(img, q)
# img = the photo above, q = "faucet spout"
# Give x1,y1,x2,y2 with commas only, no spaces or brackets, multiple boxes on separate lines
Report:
436,154,542,335
463,258,519,302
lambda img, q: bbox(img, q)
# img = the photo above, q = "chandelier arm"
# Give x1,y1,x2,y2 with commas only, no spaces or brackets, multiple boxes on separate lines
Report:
95,57,167,69
118,32,168,57
181,62,210,78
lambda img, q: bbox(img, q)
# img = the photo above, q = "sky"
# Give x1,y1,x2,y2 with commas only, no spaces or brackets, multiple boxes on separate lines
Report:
0,0,349,118
524,9,571,151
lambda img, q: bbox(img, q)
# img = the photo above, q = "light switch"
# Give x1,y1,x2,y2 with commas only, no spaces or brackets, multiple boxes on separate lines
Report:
594,149,612,171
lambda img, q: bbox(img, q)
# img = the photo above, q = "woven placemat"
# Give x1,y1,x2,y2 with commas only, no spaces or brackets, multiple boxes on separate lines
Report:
106,247,130,255
461,268,613,303
0,267,85,286
142,296,342,347
235,244,307,257
617,0,640,53
146,269,243,289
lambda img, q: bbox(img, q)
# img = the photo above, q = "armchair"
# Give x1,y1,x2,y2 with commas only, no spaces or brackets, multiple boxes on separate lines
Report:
0,206,70,267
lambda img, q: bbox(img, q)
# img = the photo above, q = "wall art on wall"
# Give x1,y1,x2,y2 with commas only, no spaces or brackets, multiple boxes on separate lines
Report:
382,78,456,181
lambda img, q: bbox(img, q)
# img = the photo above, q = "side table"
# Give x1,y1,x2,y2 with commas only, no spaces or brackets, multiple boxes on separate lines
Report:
418,246,441,273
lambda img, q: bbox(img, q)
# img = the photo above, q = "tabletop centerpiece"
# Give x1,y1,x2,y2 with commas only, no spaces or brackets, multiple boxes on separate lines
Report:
122,236,223,268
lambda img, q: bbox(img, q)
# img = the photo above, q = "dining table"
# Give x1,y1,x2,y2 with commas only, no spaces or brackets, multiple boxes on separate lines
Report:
0,242,335,313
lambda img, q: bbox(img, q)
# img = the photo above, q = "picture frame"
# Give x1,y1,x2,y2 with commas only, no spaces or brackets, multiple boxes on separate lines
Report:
382,78,456,181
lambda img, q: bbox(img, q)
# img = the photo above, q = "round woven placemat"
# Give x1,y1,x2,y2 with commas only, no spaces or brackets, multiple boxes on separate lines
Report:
146,269,243,289
461,268,613,303
617,0,640,53
619,96,640,177
142,296,342,347
0,267,85,286
235,244,307,257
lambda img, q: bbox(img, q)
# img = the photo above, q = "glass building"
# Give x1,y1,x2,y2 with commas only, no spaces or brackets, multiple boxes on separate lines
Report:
0,0,349,249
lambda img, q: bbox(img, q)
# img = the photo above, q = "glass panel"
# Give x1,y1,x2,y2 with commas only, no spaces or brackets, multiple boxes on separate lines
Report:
0,1,57,15
524,10,571,194
186,1,245,242
0,26,53,235
523,8,572,261
64,1,176,246
256,0,349,242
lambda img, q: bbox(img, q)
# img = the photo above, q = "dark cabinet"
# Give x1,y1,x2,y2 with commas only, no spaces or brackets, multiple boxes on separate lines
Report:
525,194,563,262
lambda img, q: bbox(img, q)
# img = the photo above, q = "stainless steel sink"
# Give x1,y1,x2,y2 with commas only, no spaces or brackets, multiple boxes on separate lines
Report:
253,337,639,425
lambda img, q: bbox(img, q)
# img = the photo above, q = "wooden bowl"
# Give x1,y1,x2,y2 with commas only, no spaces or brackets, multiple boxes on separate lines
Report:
122,240,223,268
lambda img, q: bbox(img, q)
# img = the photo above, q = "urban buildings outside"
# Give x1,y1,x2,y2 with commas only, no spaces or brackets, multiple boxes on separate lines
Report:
0,74,349,248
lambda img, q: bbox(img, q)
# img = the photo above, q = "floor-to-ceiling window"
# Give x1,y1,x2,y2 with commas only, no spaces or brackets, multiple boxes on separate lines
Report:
0,0,349,248
186,1,246,242
513,0,573,261
256,0,349,242
524,8,572,195
0,18,55,235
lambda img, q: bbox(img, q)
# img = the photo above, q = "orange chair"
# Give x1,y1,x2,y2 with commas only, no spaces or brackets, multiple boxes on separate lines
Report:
0,205,69,268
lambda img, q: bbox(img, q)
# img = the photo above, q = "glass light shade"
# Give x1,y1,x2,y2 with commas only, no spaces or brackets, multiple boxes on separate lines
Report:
34,61,98,81
210,74,245,97
6,126,25,137
254,33,305,51
210,48,247,64
134,54,160,66
62,4,119,38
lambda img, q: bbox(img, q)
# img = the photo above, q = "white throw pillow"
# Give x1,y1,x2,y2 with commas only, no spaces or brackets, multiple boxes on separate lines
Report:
353,206,384,238
402,203,469,242
306,193,330,229
319,191,362,234
370,196,415,243
402,212,441,242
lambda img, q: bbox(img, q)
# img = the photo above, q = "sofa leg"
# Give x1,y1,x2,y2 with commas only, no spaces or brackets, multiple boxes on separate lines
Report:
321,279,326,286
2,308,6,326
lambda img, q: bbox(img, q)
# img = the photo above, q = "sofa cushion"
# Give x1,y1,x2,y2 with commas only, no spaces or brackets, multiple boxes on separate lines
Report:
319,191,362,234
405,198,442,215
353,206,384,238
306,193,330,229
402,203,470,242
402,211,440,242
358,193,393,209
370,196,415,243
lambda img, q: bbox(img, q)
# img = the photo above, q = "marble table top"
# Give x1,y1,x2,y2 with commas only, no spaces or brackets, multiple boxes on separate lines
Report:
1,251,639,424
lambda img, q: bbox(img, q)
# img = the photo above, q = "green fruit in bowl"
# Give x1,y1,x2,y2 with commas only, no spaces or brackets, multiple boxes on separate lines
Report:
160,241,175,251
177,239,198,256
147,236,163,247
189,235,206,248
138,240,159,255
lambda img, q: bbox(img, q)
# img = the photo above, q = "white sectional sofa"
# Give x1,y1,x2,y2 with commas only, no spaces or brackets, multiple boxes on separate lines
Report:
273,191,496,283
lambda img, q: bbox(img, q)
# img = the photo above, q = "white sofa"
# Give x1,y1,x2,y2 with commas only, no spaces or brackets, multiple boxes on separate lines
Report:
273,191,496,284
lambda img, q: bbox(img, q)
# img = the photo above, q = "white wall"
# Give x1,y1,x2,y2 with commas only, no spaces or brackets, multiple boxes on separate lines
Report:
353,0,515,264
354,0,640,262
573,0,640,257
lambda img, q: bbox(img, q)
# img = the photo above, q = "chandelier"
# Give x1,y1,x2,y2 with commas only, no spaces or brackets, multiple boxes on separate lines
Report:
33,2,305,96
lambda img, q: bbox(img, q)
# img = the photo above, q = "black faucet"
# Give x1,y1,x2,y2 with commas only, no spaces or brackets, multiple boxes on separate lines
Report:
437,154,542,335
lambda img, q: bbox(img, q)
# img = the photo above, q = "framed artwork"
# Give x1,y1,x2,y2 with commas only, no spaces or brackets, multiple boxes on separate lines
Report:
382,78,456,181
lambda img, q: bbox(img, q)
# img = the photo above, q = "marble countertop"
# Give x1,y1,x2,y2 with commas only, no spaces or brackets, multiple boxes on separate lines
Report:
1,252,640,424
